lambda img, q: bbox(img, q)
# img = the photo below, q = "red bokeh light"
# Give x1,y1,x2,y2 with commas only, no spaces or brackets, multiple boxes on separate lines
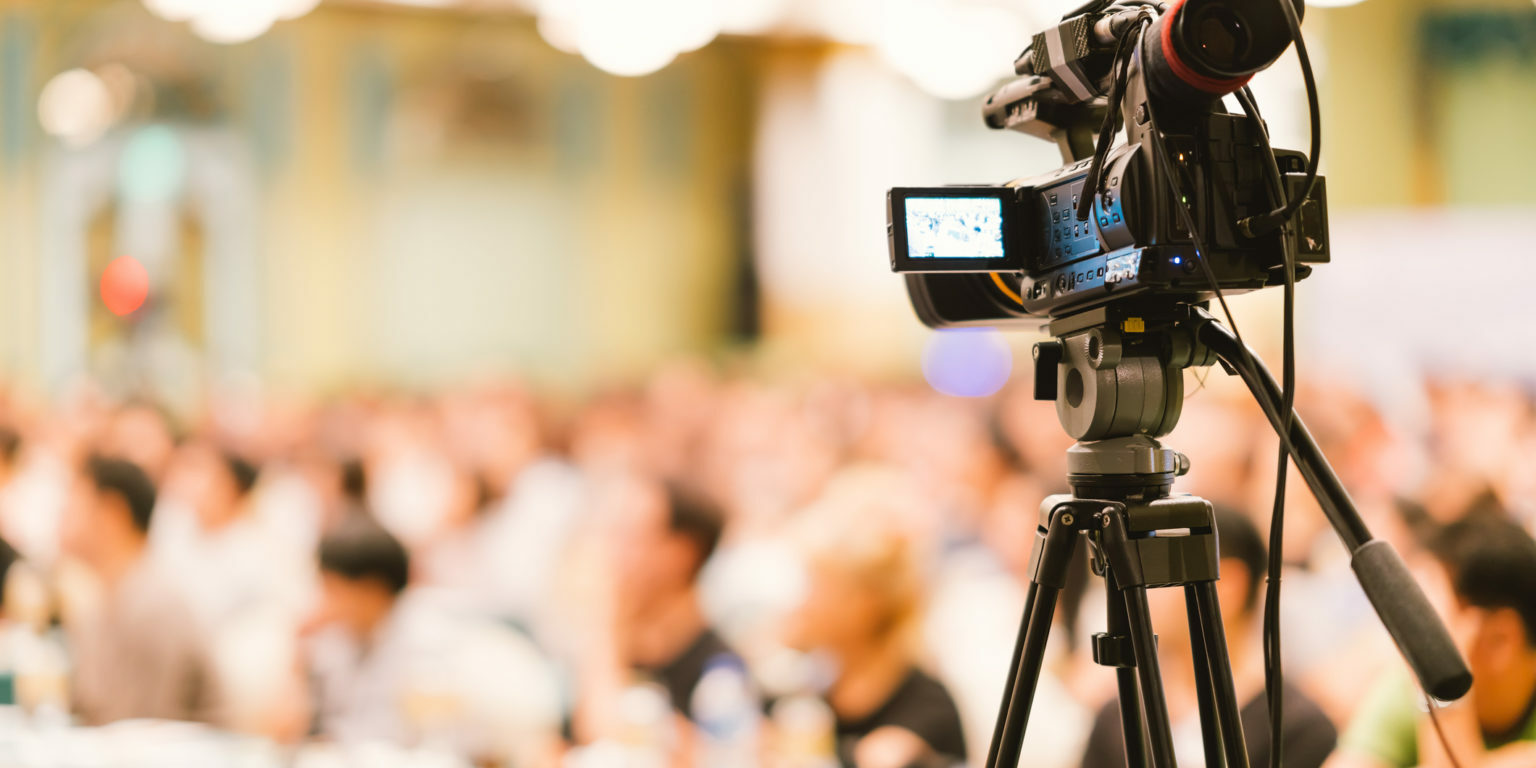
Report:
101,256,149,316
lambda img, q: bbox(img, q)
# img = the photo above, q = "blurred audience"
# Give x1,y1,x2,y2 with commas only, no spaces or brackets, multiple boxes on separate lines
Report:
0,369,1527,768
62,455,221,726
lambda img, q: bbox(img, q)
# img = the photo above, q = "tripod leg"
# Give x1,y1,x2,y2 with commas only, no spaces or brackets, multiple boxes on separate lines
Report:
984,580,1039,768
1122,585,1179,768
1187,586,1226,768
1106,575,1149,768
1115,668,1149,768
987,508,1080,768
1192,581,1252,768
1099,508,1179,768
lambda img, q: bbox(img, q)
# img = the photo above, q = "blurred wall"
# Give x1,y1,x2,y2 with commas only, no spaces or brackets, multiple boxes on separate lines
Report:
1,0,1533,406
1321,0,1536,208
1,0,758,402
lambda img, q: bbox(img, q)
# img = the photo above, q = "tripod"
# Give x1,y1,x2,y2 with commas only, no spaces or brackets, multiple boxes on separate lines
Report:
983,305,1473,768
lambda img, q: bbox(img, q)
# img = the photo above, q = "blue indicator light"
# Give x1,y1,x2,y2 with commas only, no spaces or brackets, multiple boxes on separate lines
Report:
1171,256,1183,266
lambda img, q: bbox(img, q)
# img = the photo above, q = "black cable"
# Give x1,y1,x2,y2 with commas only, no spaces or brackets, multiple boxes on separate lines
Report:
1235,83,1295,768
1247,38,1468,768
1199,319,1375,551
1077,11,1153,222
1132,26,1318,768
1423,694,1467,768
1238,0,1321,238
1138,26,1254,363
1144,80,1305,768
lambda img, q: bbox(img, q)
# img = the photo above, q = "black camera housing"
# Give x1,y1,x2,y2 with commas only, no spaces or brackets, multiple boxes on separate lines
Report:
891,0,1327,330
895,101,1327,330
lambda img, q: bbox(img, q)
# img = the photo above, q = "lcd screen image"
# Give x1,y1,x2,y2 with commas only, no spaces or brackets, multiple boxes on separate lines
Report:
905,197,1005,260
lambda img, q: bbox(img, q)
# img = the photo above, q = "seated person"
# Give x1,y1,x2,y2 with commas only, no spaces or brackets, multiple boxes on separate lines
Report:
1329,514,1536,768
786,475,967,768
62,455,221,725
1080,507,1337,768
305,513,560,761
574,474,742,735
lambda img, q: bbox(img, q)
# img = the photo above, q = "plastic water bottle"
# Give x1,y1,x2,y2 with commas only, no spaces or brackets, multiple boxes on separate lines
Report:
690,655,761,768
770,692,839,768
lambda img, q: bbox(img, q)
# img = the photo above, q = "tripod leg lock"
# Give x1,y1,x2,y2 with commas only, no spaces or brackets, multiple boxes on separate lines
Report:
1092,631,1137,668
1028,502,1089,589
1097,505,1148,587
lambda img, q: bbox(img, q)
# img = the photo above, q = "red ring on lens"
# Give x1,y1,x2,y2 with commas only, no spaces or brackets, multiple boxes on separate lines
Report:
1161,0,1255,95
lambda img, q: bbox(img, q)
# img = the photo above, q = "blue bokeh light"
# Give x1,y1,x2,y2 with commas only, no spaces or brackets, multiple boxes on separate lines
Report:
922,328,1014,398
118,125,187,204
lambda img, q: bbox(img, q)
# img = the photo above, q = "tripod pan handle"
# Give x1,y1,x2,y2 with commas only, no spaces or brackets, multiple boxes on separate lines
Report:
1351,540,1473,702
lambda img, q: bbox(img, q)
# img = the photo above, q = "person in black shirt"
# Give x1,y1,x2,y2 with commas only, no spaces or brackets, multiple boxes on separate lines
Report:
575,473,740,733
787,477,968,768
1080,507,1337,768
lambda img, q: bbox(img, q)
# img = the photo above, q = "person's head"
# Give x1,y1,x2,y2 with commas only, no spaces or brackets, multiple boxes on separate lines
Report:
62,455,157,569
787,470,926,661
1428,515,1536,687
0,426,21,481
293,446,368,531
317,514,410,638
607,473,724,611
100,402,178,480
0,534,18,612
168,441,259,531
438,463,493,530
1211,506,1268,623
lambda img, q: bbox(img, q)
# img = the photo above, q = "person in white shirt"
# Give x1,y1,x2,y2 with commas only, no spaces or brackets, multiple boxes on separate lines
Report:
153,441,315,733
304,513,561,763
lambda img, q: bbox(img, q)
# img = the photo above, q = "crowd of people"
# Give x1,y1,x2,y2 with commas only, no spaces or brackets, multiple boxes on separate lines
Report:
0,362,1532,768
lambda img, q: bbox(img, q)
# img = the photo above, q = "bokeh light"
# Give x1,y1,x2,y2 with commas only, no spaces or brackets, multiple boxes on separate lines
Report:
142,0,323,44
538,0,722,77
576,4,680,77
37,68,115,147
117,125,188,204
535,2,581,55
142,0,204,22
877,0,1025,100
189,1,278,44
273,0,323,20
921,328,1014,398
671,0,723,53
719,0,789,34
101,256,151,317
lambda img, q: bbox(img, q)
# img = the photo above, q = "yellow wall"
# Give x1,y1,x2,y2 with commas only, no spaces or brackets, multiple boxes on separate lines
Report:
0,1,758,398
1321,0,1536,208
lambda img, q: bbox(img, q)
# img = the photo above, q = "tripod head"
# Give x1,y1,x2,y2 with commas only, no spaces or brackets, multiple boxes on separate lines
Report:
1032,304,1203,505
1028,300,1475,696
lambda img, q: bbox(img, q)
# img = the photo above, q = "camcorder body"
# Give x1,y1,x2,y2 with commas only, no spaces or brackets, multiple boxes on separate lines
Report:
887,0,1328,329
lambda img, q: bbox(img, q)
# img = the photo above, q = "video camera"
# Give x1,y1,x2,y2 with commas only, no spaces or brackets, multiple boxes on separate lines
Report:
884,9,1476,768
887,0,1329,327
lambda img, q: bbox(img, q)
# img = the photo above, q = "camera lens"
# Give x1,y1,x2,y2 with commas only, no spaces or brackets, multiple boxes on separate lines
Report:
1191,6,1251,72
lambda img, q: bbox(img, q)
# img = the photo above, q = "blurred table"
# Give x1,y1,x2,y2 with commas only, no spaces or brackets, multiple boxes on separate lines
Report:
0,709,474,768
